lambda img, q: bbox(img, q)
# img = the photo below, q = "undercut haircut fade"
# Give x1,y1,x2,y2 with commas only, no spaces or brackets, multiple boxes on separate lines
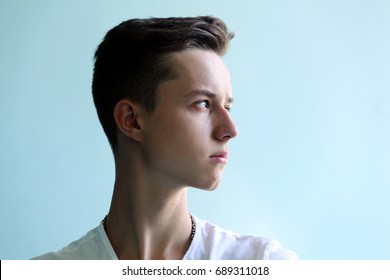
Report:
92,16,234,152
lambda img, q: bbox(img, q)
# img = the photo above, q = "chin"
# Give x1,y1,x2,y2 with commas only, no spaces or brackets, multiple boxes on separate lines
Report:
186,171,223,191
192,179,221,192
206,184,220,192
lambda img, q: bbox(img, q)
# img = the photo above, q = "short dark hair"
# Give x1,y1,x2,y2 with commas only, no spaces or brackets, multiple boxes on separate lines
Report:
92,16,234,151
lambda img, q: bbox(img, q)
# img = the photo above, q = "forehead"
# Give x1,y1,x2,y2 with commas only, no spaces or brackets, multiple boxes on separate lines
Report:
162,49,232,99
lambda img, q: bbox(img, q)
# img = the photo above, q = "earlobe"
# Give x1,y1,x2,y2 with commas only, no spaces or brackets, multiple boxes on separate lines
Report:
113,99,144,142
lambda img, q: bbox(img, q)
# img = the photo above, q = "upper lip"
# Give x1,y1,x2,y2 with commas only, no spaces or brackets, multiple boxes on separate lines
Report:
210,151,229,158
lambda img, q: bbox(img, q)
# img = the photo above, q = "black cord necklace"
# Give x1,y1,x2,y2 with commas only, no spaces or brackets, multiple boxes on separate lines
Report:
102,213,196,242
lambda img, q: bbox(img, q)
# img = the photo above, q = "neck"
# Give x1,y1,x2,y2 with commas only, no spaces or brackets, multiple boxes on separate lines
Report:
104,158,193,260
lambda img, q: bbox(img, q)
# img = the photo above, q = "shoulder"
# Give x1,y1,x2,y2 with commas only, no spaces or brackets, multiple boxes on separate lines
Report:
31,223,117,260
185,216,298,260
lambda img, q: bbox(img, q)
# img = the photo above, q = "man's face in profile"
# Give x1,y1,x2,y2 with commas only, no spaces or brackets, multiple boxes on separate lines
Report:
140,49,238,191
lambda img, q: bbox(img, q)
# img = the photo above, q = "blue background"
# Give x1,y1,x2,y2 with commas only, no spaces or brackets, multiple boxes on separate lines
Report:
1,0,389,259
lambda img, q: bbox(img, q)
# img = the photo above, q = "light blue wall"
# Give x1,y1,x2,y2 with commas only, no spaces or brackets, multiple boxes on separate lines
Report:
1,0,389,259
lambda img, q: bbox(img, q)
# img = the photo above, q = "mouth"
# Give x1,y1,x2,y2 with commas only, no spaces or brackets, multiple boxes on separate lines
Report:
209,151,229,164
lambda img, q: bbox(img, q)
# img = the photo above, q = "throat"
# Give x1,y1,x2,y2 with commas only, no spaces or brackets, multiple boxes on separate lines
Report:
102,212,196,260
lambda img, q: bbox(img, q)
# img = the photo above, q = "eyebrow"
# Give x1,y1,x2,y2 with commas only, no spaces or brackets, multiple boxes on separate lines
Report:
184,89,234,104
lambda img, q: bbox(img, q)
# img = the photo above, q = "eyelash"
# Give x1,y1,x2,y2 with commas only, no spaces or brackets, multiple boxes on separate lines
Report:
195,100,210,109
194,100,232,112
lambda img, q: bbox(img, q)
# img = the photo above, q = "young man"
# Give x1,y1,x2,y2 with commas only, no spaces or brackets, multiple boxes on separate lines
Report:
33,16,297,260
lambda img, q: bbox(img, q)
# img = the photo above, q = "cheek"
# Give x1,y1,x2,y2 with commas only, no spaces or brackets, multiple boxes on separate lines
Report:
164,124,207,155
143,120,188,158
179,119,211,152
165,113,210,143
144,110,212,160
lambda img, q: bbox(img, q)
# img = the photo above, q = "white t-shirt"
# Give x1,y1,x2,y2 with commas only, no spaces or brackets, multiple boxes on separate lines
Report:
32,216,298,260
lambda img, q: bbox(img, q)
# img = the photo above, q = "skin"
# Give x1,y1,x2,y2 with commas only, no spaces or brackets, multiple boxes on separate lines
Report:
105,49,239,259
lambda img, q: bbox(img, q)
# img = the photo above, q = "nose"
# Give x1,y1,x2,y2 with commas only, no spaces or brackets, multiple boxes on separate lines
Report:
213,108,239,141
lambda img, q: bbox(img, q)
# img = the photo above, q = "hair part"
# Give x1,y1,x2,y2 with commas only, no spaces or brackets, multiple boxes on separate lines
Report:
92,16,234,152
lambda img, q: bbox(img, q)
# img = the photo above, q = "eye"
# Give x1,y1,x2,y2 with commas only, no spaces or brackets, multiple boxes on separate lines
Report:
195,100,210,109
224,106,232,112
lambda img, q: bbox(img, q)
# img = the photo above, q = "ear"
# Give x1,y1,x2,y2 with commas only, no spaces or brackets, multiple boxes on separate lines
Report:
113,99,144,142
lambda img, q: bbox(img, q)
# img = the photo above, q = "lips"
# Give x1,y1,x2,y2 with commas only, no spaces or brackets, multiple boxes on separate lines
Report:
210,151,228,158
209,151,229,163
